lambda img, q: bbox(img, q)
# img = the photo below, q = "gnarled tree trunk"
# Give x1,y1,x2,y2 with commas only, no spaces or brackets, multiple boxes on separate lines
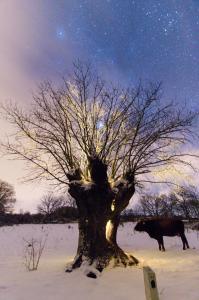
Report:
66,159,138,278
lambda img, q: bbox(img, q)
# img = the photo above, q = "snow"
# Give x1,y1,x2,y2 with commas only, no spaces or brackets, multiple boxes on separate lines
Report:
0,223,199,300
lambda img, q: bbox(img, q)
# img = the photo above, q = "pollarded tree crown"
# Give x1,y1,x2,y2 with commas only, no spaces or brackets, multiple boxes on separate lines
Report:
1,61,198,188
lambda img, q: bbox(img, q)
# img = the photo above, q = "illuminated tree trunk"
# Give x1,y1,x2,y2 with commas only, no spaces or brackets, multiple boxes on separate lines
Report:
66,160,138,278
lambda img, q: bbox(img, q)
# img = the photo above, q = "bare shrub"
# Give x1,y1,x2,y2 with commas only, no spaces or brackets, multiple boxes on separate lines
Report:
23,234,48,271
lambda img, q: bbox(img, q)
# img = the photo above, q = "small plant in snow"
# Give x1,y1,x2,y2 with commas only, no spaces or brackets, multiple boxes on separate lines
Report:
23,234,48,271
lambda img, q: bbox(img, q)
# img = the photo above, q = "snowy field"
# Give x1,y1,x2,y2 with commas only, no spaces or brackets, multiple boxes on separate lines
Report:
0,222,199,300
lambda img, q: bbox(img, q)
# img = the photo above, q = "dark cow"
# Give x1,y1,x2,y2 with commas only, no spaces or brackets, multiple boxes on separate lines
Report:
134,218,189,251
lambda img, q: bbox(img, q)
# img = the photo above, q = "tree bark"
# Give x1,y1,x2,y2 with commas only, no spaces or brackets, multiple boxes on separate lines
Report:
66,163,138,278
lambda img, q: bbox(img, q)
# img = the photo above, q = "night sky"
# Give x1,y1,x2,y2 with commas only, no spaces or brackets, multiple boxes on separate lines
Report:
0,0,199,211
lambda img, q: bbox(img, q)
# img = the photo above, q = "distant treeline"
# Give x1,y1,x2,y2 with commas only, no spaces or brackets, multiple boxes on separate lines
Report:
0,206,78,226
1,208,198,227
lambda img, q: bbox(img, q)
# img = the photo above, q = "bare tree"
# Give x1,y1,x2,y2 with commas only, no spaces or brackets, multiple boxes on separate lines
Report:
136,186,199,219
172,185,199,219
37,193,67,215
1,61,198,277
0,179,16,213
160,193,179,217
135,193,179,217
136,194,165,217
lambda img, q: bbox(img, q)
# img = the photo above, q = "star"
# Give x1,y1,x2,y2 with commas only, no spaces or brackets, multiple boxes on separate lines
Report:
96,121,104,130
56,28,65,40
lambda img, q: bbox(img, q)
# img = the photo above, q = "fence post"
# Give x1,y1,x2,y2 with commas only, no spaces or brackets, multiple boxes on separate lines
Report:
143,266,160,300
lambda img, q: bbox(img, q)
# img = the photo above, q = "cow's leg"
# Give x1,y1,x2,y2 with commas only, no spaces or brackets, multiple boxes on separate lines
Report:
157,238,161,251
185,234,190,249
160,236,165,251
181,234,186,250
180,233,189,250
157,237,165,251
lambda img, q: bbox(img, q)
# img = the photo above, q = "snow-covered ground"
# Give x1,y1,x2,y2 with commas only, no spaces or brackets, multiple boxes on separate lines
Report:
0,222,199,300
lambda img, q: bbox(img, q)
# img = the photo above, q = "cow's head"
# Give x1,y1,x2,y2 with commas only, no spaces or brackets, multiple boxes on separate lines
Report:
134,220,147,232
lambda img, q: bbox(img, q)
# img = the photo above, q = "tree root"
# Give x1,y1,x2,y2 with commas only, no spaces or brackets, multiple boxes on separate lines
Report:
112,245,139,267
65,254,83,272
65,248,139,278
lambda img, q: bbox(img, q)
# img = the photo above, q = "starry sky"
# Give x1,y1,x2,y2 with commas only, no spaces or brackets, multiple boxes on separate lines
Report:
0,0,199,212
